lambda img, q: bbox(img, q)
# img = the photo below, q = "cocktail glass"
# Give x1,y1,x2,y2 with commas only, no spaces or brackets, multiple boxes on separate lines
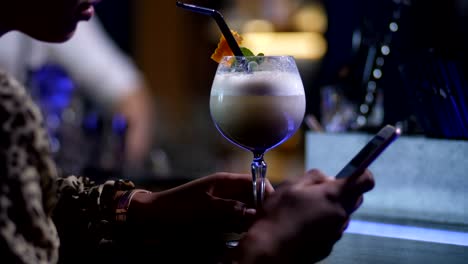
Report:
210,56,306,208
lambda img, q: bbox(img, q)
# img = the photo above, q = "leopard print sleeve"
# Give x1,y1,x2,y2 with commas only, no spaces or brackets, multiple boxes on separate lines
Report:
0,71,60,263
0,71,136,263
53,176,135,262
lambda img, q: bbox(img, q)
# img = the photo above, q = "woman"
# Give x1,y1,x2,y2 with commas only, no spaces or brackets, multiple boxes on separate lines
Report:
0,1,374,263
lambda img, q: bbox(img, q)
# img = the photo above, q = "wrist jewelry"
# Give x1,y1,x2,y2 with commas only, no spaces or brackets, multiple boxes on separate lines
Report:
115,189,151,223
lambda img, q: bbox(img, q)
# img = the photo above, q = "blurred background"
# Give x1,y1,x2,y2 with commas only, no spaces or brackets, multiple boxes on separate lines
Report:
11,0,467,185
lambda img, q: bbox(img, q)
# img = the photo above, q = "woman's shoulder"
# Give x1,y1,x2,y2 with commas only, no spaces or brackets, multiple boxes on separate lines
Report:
0,70,60,262
0,70,37,120
0,70,28,96
0,68,55,199
0,70,44,132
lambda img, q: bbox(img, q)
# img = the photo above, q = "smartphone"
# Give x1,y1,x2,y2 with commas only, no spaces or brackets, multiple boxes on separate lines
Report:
335,125,401,179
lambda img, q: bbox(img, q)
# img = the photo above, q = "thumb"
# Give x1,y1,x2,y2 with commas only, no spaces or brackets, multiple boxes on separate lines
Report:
343,169,375,197
336,170,375,213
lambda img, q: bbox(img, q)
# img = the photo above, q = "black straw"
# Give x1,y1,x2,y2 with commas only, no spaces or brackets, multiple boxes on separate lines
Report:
176,1,244,57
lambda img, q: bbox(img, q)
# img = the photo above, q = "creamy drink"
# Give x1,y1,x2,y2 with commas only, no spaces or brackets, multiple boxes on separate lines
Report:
210,71,306,153
210,56,305,208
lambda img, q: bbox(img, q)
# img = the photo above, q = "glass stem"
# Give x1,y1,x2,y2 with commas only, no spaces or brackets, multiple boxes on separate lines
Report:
251,152,267,208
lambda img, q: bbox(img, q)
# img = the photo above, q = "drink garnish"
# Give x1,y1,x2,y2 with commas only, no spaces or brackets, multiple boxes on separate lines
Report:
211,30,264,64
211,30,244,63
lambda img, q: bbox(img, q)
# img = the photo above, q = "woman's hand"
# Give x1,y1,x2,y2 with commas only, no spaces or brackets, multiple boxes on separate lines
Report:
128,172,274,242
237,169,374,264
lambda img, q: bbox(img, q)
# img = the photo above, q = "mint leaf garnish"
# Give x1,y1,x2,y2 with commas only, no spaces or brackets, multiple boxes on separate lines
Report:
233,47,265,71
239,47,265,65
240,47,255,57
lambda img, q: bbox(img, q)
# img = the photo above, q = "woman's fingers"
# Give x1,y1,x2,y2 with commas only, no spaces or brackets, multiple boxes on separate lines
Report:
278,168,329,190
303,169,330,185
352,195,364,213
209,195,256,232
342,218,351,232
209,172,274,205
350,169,375,194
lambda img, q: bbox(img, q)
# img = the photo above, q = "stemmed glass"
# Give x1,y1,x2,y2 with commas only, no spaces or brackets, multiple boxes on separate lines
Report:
210,56,306,208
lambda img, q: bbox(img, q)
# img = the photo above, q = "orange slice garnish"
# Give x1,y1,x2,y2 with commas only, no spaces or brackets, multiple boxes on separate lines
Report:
211,30,243,63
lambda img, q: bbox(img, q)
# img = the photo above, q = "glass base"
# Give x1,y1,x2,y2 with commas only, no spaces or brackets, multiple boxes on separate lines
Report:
226,240,239,248
223,232,244,248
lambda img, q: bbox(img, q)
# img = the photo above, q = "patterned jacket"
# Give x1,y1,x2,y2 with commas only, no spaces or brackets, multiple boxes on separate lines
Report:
0,71,134,263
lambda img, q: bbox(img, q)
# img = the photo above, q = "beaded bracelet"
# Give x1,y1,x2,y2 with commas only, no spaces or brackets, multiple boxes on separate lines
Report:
115,189,151,223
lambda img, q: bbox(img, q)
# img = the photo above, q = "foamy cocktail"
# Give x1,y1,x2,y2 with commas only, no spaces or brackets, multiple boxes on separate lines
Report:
210,56,306,207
